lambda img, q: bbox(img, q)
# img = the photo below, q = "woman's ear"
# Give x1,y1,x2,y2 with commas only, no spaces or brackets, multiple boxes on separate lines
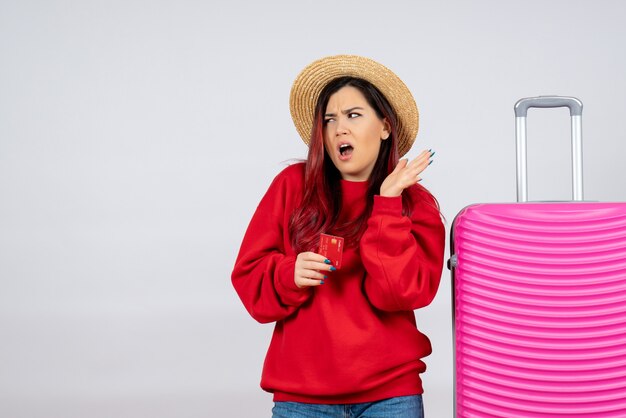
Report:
381,119,391,140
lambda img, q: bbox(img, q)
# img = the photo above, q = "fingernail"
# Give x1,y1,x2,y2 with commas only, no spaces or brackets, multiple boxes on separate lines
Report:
324,275,328,279
428,148,432,152
330,266,337,272
428,160,433,165
430,151,436,157
324,259,331,264
320,280,325,285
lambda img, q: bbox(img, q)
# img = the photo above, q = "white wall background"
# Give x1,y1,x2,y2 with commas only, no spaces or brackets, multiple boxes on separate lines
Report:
2,1,626,417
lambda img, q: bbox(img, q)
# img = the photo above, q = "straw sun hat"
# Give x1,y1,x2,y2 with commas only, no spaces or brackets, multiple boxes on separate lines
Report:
289,55,419,157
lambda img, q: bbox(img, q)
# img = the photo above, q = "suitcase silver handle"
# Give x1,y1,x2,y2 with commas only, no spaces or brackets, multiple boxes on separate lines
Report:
513,96,584,202
514,96,583,117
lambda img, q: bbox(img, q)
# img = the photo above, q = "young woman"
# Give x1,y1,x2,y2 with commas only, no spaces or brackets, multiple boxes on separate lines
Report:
232,55,445,418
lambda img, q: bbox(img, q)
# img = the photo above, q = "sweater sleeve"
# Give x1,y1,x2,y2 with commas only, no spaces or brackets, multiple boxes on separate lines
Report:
231,168,312,324
359,190,445,312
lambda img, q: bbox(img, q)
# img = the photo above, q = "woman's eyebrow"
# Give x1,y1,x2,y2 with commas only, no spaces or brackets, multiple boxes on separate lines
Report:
325,106,365,117
342,106,364,114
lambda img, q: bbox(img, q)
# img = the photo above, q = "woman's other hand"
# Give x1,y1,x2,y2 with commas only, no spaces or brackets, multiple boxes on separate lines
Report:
294,252,336,288
380,149,434,197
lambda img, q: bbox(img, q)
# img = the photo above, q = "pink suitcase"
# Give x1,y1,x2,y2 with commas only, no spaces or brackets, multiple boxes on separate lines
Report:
449,97,626,417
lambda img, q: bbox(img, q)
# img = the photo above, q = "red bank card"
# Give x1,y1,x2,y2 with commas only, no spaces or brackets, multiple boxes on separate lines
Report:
319,233,344,269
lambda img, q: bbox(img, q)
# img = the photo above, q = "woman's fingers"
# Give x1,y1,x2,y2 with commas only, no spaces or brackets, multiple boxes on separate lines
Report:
295,265,327,279
408,149,434,169
406,149,435,180
392,158,409,173
380,149,434,196
294,252,336,288
297,277,326,288
300,252,335,271
394,149,434,186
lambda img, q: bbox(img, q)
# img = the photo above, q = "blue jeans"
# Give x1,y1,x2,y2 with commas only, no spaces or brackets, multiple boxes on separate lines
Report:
272,395,424,418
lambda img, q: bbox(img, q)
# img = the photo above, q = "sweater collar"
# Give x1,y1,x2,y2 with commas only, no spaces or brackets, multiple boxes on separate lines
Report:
340,179,369,200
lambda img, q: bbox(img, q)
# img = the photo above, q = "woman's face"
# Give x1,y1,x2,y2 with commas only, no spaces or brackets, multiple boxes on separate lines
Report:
323,86,390,182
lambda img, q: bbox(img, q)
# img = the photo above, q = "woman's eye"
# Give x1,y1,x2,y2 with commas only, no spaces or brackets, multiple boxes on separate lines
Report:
324,118,335,124
348,113,361,119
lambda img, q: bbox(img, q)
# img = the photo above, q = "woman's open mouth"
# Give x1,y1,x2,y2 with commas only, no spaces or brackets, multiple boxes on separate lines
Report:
338,143,354,160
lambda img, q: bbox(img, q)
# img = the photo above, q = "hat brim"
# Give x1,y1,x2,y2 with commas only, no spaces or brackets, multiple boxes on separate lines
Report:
289,55,419,157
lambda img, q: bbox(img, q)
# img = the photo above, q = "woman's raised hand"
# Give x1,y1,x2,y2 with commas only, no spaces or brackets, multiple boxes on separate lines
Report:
380,149,435,197
294,252,336,288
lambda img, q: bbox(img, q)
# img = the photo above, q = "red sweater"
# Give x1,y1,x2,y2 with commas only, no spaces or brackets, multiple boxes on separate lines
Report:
232,163,445,403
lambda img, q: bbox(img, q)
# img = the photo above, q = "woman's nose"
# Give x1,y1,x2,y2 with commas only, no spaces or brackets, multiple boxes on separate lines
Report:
335,118,349,136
